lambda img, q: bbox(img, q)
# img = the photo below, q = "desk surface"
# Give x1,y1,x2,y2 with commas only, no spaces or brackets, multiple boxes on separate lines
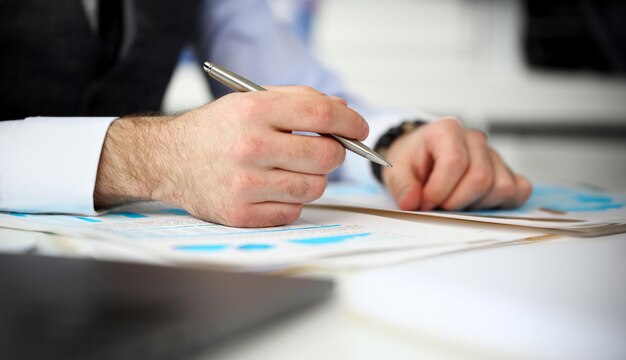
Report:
1,228,625,360
201,233,626,360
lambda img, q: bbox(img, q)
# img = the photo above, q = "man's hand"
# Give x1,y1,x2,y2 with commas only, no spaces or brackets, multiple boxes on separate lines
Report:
382,117,532,211
94,86,368,227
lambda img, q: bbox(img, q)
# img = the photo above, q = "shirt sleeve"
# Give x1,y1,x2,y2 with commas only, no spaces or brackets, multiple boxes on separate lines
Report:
197,0,348,99
0,117,116,215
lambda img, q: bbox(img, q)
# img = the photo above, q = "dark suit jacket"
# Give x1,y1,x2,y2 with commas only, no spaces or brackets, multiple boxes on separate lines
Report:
0,0,202,120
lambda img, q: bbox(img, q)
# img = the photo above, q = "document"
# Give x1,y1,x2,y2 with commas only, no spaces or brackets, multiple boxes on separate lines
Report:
314,182,626,236
0,201,541,271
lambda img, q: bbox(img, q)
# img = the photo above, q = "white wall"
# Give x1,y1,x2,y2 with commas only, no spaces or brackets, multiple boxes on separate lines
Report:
312,0,626,127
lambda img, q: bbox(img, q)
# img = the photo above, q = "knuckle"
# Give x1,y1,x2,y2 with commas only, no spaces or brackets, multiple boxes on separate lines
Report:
309,175,328,200
286,176,326,201
286,175,326,201
316,142,345,173
438,117,462,131
445,152,469,171
468,166,494,189
468,129,488,144
430,127,449,143
231,136,265,164
495,180,516,199
275,205,303,225
237,95,264,119
429,120,462,141
230,172,260,194
313,99,334,128
295,85,320,95
222,207,253,227
287,180,310,199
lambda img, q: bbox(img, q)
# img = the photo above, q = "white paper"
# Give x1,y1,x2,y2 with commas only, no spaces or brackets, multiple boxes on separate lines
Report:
0,201,540,270
314,182,626,236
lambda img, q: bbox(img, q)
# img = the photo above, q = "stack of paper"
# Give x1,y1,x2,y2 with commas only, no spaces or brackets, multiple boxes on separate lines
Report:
0,201,544,271
315,182,626,237
4,181,617,271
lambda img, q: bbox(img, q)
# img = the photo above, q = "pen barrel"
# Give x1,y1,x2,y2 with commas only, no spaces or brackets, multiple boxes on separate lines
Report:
204,62,265,92
327,134,390,167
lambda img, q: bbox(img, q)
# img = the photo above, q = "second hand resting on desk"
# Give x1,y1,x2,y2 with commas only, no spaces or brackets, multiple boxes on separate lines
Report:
203,62,392,168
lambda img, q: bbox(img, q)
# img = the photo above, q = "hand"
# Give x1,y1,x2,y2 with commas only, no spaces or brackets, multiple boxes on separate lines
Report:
381,117,531,211
94,86,369,227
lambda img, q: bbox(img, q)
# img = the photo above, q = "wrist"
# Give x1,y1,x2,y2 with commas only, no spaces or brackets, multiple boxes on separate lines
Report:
94,116,176,209
371,119,426,183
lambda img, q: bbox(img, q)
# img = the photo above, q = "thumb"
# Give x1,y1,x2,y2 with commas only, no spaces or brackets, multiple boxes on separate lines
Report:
383,163,423,211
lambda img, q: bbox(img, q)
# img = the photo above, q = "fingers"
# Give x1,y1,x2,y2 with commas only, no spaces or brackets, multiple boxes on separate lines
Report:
382,118,532,212
219,169,324,227
257,92,368,141
470,150,520,209
470,151,514,209
221,202,304,228
266,133,346,174
264,85,348,106
325,95,349,106
281,96,367,140
264,85,323,95
381,138,426,211
499,174,533,209
382,155,423,211
187,167,323,228
420,119,470,211
230,169,327,204
228,132,346,174
439,130,494,210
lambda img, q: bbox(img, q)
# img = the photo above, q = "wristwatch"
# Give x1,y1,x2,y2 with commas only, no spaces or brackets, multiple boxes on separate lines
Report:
371,119,426,182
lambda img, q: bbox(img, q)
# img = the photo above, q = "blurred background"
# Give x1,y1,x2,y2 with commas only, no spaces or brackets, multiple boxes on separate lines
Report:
164,0,626,191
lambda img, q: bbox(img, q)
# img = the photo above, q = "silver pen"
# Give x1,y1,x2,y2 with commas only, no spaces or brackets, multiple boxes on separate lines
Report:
202,62,392,168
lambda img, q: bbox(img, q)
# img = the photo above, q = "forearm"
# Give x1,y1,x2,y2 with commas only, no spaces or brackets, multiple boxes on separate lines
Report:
94,116,176,209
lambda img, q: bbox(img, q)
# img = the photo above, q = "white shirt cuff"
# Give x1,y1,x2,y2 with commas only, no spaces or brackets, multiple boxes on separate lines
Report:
0,117,117,215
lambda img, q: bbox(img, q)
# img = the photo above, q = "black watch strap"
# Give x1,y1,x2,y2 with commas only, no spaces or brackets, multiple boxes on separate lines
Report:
371,119,426,183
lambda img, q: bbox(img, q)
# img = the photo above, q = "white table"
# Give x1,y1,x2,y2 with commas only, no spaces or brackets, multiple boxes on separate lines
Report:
200,233,626,360
1,227,625,359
